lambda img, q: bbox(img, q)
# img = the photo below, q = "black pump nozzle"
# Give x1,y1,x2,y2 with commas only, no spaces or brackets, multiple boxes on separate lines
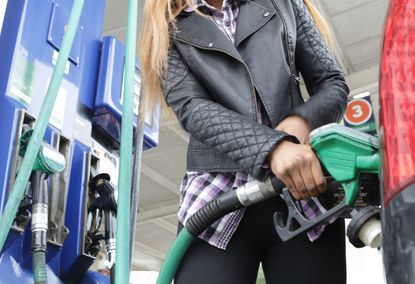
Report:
88,174,117,270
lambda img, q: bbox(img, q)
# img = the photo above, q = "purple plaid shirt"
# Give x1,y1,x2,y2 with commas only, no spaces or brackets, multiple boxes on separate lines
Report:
179,0,327,250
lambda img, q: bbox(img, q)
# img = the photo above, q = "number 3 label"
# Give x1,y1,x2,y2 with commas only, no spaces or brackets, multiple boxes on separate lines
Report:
352,105,363,118
344,99,372,125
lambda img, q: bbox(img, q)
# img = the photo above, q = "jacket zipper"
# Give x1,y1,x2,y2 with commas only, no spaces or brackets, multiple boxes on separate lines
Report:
272,1,296,80
271,0,301,109
175,38,260,121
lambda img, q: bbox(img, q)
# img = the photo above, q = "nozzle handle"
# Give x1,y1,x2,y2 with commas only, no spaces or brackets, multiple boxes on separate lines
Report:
274,187,348,241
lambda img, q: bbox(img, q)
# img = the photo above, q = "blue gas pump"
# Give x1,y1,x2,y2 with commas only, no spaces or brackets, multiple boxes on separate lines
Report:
94,36,160,150
0,0,159,282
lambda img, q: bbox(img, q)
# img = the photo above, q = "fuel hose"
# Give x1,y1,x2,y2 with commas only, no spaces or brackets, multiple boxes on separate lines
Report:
114,0,138,281
157,177,284,284
129,120,145,271
31,171,49,284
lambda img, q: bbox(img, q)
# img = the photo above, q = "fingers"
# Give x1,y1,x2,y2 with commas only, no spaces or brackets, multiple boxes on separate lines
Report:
269,142,326,201
275,156,312,201
276,171,301,200
289,170,311,200
299,164,319,198
311,158,327,193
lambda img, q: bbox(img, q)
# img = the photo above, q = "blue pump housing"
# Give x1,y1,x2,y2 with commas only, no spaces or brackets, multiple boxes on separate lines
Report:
0,0,158,281
0,0,156,282
94,36,160,149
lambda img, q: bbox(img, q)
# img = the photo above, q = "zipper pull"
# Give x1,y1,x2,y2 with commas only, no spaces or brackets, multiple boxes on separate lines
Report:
292,74,301,82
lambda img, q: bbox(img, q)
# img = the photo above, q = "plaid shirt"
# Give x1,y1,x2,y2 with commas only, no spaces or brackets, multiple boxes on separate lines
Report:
179,0,327,250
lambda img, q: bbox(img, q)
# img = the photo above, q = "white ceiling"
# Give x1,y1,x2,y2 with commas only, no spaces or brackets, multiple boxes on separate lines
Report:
102,0,389,271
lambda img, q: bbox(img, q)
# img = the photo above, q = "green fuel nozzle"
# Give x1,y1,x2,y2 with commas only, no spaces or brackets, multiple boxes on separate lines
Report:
158,124,382,284
18,129,66,284
310,123,380,206
19,130,66,175
274,123,381,241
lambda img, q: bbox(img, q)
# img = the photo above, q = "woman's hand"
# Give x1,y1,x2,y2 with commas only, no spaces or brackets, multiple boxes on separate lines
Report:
270,116,326,200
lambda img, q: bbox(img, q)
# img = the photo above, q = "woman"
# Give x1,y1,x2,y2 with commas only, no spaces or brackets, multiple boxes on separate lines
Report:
140,0,349,283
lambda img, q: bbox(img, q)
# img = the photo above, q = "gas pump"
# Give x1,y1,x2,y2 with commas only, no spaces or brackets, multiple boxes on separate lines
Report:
0,0,159,283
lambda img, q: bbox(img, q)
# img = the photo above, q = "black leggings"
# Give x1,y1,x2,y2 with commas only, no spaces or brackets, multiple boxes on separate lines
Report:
175,197,346,284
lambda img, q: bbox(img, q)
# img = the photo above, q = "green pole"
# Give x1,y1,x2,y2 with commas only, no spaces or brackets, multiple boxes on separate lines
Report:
0,0,85,252
115,0,138,281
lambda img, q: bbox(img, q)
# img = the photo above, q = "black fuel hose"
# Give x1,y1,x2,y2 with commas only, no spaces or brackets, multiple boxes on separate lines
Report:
186,190,242,236
130,120,144,271
31,170,49,284
187,176,285,236
157,176,285,284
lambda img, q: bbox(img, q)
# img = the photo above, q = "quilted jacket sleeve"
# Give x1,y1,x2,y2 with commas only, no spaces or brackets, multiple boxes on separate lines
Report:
161,44,298,181
288,0,349,130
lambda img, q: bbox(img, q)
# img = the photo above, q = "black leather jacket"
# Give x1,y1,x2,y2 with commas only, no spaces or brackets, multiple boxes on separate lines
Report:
161,0,349,181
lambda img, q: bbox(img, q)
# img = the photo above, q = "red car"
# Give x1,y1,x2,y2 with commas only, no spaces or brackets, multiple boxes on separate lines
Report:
380,0,415,283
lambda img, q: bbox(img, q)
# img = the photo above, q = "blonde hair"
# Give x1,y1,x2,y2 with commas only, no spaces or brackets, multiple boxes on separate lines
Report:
302,0,333,48
139,0,333,115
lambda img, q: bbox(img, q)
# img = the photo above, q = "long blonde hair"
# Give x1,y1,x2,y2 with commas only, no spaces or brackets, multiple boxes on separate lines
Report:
139,0,333,115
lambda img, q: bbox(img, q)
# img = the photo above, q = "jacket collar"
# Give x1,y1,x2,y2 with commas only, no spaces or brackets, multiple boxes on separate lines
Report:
234,0,275,46
171,0,275,58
